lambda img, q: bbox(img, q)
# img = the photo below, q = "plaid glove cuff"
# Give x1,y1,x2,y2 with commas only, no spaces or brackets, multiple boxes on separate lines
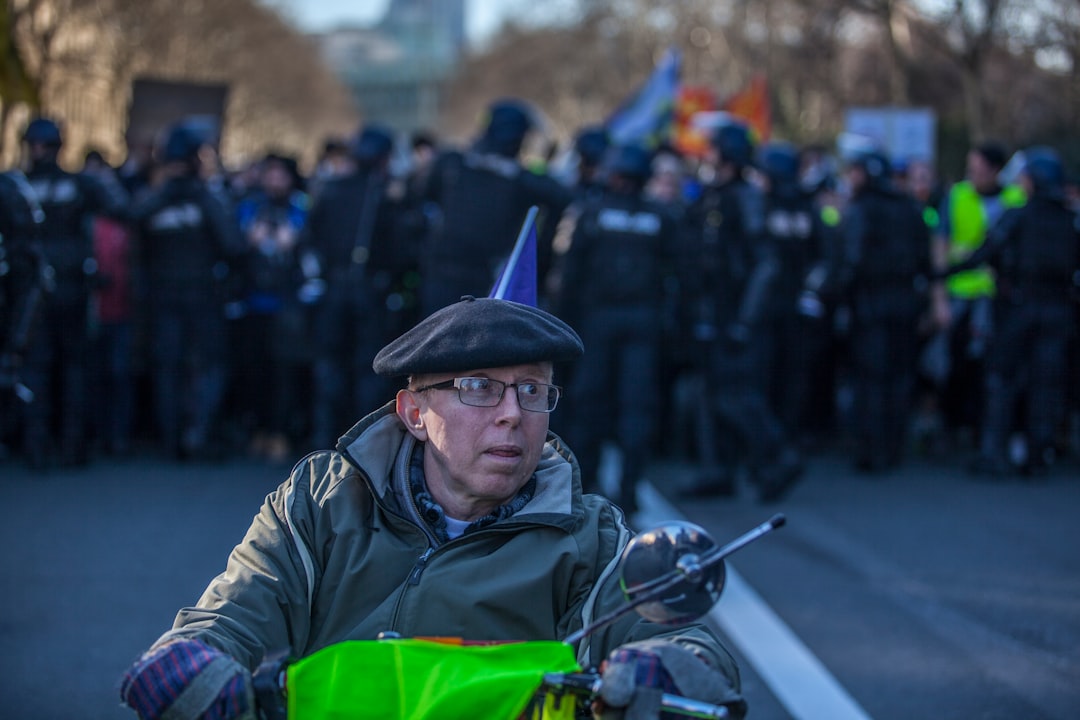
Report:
606,647,680,695
120,638,254,720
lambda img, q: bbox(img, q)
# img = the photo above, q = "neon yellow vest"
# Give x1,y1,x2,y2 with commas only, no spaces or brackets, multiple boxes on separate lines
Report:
945,181,1026,299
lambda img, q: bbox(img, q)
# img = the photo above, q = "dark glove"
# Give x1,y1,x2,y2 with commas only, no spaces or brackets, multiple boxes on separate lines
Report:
598,639,745,720
797,290,826,320
691,321,718,343
120,638,254,720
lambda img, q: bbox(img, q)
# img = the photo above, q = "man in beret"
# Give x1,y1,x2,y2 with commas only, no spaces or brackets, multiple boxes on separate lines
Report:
120,296,745,719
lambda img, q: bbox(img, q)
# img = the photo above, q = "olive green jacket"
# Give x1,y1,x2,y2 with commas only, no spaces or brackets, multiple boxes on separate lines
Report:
155,403,740,687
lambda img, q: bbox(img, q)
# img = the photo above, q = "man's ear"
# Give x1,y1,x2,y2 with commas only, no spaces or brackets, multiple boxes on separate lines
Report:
396,389,428,441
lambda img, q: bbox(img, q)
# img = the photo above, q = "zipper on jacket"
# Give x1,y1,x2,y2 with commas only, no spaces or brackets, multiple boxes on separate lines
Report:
407,547,434,585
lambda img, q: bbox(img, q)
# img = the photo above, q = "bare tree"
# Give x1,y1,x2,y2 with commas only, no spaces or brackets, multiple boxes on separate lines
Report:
2,0,358,169
6,0,1076,171
919,0,1010,140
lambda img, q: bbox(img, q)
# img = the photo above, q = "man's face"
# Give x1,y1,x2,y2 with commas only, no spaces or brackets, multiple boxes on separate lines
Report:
261,162,292,199
26,141,57,165
966,151,999,192
844,164,866,194
908,161,935,202
397,362,553,521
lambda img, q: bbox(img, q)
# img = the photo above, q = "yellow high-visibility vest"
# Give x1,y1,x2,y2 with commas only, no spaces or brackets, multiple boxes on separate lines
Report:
945,181,1026,299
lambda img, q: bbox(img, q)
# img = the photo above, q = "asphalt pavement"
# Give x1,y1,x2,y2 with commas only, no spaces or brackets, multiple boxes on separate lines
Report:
2,443,1078,719
641,449,1080,720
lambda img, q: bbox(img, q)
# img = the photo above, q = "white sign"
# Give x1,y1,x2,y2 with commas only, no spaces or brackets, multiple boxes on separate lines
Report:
843,107,936,165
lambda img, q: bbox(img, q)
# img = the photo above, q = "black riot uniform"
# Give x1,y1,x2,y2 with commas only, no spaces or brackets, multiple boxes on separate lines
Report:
552,145,679,514
18,118,128,468
679,123,803,503
131,123,243,460
570,125,611,204
756,142,831,440
303,126,407,449
951,147,1080,476
0,170,46,454
838,149,932,473
419,99,571,315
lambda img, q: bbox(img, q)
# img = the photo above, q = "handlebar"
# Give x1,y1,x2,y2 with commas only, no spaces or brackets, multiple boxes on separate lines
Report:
255,662,733,719
541,672,732,719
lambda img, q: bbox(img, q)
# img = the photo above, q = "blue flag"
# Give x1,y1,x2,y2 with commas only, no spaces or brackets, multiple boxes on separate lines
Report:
490,206,539,306
605,47,680,149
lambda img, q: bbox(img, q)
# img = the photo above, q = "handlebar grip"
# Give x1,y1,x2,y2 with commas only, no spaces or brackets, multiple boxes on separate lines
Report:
659,692,731,718
542,673,731,718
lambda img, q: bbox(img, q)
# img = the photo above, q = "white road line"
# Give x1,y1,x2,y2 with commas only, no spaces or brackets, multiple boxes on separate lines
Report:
636,481,873,720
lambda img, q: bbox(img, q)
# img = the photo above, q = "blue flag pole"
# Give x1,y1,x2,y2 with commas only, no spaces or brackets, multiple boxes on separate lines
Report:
490,206,540,306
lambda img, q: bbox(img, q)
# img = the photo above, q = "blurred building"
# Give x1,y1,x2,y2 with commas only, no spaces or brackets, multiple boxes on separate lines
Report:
315,0,466,134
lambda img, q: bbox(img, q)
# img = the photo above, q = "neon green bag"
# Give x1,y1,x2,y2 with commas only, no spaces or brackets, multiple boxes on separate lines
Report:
287,638,581,719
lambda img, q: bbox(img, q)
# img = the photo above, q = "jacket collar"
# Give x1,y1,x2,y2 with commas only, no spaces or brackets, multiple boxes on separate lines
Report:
336,402,584,530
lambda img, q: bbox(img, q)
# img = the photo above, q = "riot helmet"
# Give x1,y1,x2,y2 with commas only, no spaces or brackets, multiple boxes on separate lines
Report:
837,133,890,191
23,118,63,148
477,98,536,158
574,126,611,169
1019,146,1065,201
23,118,63,170
182,116,221,152
851,151,891,183
159,123,203,165
607,144,654,186
711,120,754,169
756,141,801,194
351,124,395,167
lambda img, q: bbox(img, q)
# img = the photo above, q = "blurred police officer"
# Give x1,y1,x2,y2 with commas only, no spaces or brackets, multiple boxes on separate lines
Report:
232,153,312,463
949,147,1080,477
552,144,679,515
131,123,243,461
0,169,45,458
679,120,803,502
18,117,128,468
645,144,690,217
756,141,831,443
419,98,572,315
570,125,611,203
837,144,933,473
303,125,406,450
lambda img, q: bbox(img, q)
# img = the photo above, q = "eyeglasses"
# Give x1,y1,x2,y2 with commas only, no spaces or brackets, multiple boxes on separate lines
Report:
413,377,561,413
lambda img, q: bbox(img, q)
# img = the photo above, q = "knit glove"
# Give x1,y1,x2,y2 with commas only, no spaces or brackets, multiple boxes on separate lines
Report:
120,638,255,720
598,639,746,720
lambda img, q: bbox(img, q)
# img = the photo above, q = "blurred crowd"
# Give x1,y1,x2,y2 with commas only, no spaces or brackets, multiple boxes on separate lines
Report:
1,101,1078,507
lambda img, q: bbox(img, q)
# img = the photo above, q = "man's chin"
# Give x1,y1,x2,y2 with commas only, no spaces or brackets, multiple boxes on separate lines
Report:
472,472,528,500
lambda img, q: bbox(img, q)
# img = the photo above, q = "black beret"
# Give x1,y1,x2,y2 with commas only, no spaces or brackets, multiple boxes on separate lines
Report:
373,296,583,378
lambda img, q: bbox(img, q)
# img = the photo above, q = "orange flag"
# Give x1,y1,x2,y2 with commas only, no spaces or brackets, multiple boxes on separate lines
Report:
674,85,718,158
723,75,771,142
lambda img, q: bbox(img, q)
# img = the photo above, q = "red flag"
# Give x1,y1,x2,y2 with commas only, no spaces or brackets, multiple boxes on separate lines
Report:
723,75,771,142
